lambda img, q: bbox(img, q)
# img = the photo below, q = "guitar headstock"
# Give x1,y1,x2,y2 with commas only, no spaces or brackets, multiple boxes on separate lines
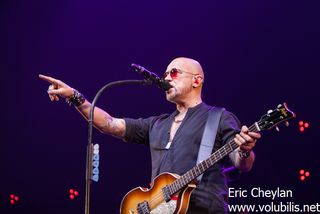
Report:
257,103,296,131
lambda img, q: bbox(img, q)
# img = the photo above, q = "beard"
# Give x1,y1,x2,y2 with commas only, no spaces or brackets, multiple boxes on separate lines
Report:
165,85,192,103
165,87,178,103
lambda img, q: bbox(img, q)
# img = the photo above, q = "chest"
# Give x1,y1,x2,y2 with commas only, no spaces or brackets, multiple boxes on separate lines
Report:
169,121,182,143
149,114,209,152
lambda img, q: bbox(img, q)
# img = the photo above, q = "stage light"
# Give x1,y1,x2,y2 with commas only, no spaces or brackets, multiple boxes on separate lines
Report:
299,169,310,181
298,120,310,132
9,194,19,205
69,188,79,200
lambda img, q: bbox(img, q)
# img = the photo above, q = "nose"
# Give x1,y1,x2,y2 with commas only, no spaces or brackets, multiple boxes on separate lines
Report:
164,72,172,81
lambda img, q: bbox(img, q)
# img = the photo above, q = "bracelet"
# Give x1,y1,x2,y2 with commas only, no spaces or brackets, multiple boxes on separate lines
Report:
66,89,85,107
238,150,251,159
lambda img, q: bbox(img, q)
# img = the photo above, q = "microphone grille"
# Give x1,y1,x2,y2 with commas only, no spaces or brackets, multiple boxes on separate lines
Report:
131,63,143,73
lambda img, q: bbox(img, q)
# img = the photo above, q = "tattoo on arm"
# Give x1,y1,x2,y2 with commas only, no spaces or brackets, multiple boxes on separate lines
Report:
100,116,126,139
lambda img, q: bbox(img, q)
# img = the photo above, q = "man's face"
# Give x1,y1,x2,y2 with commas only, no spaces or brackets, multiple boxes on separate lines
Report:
163,60,196,103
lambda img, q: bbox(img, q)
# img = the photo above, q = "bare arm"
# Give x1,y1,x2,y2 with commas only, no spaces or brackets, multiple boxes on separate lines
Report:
229,125,261,172
39,74,126,139
229,148,255,172
75,100,126,138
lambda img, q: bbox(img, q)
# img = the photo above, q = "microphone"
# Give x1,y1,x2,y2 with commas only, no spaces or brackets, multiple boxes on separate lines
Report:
131,63,172,91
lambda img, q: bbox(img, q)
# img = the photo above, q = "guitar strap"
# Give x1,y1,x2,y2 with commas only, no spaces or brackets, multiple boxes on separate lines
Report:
196,107,225,182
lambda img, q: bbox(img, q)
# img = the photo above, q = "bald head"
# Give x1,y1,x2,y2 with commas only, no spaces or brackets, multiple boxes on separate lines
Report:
167,57,204,80
164,57,204,105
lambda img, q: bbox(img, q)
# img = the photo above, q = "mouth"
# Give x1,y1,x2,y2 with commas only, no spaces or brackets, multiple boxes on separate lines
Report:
166,87,174,94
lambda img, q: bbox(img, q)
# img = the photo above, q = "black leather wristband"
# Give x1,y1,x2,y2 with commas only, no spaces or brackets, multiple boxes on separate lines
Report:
66,89,85,107
238,150,251,159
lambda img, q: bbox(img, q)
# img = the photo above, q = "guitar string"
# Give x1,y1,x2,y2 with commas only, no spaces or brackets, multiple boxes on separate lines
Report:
167,125,257,193
147,125,258,208
147,124,258,208
147,113,295,209
147,138,238,208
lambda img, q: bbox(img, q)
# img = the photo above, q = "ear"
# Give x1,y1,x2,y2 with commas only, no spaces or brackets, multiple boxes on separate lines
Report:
192,75,202,88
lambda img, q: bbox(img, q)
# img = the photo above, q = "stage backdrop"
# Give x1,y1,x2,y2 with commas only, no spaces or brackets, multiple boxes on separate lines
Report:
1,0,319,213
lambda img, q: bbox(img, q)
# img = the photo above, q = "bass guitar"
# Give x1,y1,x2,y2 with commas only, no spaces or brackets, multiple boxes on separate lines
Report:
120,103,295,214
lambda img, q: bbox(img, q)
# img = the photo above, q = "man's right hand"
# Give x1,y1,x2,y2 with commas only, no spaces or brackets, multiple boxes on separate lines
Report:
39,74,126,138
39,74,75,102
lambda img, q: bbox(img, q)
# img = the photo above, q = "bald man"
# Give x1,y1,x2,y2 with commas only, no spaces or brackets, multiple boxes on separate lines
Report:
39,57,260,213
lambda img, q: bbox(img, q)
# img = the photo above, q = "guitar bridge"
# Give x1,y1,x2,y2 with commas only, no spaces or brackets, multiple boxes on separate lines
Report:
137,201,150,214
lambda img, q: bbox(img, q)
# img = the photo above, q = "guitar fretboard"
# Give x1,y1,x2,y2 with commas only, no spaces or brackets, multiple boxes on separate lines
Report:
167,123,259,195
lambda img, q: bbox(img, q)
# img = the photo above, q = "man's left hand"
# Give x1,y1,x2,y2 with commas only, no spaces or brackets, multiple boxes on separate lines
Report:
234,126,261,152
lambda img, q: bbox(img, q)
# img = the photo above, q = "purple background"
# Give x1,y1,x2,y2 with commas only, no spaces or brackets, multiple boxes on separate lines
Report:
1,0,319,213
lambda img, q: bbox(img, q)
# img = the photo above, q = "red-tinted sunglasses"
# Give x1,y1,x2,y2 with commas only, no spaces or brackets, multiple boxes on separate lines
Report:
163,68,196,79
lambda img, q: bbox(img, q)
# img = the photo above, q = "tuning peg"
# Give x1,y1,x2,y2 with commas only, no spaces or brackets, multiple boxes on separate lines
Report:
267,110,273,114
285,121,289,127
276,126,280,132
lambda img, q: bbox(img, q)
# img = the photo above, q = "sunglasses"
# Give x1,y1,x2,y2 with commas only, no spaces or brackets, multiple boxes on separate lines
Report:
163,68,197,79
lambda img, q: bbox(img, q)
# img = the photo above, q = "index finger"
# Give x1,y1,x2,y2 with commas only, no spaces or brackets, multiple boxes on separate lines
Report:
39,74,58,84
241,125,249,133
248,132,261,139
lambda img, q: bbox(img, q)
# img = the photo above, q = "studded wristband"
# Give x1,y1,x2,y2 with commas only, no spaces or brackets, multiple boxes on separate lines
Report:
66,89,85,107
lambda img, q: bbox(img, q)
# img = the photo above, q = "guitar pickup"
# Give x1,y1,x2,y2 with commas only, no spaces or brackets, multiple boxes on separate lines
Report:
137,201,150,214
162,186,171,202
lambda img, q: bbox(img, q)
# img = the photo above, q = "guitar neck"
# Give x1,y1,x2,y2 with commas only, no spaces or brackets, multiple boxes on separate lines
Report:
167,123,259,196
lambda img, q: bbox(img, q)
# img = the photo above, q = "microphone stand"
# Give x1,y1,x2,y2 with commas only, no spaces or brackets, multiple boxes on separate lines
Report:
85,79,152,214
